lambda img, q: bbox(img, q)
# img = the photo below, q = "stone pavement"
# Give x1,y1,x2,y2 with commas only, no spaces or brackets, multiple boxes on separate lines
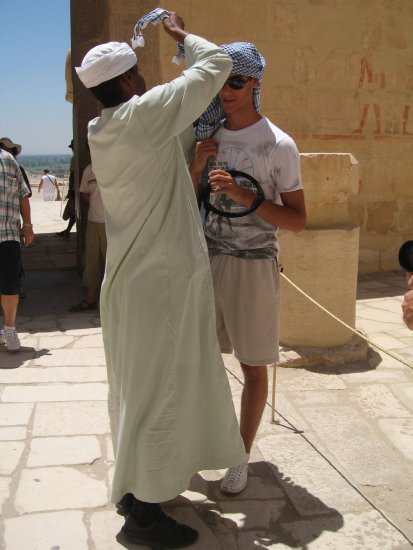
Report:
1,188,413,549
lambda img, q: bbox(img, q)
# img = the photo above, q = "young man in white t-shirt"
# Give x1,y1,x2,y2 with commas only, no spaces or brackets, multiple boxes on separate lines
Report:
68,163,106,311
190,42,306,494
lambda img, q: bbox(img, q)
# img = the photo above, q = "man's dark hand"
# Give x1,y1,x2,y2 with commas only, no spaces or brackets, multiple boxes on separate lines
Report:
162,12,187,44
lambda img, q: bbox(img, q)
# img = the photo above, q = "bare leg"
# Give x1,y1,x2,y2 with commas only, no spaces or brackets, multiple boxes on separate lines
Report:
1,294,19,327
239,363,268,453
85,287,97,305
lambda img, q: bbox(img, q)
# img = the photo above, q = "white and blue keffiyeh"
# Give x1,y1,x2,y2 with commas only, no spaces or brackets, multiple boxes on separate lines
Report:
196,42,266,140
131,8,185,65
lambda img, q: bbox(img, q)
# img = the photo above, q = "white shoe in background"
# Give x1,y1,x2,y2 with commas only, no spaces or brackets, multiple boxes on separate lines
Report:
5,329,20,351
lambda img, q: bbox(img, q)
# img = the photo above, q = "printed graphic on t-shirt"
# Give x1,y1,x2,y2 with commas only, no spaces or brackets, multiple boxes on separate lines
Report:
206,145,276,259
204,118,302,260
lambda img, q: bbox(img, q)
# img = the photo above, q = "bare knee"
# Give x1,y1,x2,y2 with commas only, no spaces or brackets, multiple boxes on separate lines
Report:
241,363,268,384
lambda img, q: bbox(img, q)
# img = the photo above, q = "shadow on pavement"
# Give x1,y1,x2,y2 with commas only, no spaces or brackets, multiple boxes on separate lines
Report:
21,231,77,272
0,346,50,369
16,270,102,332
114,462,343,549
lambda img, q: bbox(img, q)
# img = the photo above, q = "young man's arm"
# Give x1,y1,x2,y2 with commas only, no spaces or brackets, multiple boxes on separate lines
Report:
207,169,306,231
20,196,34,246
38,177,43,192
188,139,218,200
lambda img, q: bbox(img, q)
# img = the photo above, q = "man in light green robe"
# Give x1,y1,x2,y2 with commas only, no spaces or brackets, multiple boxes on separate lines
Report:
76,13,246,548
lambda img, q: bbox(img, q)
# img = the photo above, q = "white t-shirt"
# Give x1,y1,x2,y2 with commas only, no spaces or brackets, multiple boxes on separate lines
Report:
79,163,105,223
204,117,302,259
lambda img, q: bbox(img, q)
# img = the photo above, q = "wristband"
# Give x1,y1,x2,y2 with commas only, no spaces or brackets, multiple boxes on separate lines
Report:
23,223,33,227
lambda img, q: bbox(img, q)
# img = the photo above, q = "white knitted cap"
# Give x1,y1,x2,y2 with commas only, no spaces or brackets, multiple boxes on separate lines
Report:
76,42,137,88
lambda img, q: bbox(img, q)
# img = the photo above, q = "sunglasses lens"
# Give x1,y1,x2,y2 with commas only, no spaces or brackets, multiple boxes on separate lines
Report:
225,77,249,90
229,78,244,90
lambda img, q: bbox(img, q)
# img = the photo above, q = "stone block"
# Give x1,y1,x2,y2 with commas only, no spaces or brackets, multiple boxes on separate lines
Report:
280,510,407,549
0,477,11,513
0,403,33,426
32,401,110,436
4,511,88,550
0,427,26,441
37,335,74,349
90,511,124,550
379,418,413,461
2,383,107,403
257,434,368,514
0,441,24,474
15,467,107,513
279,226,359,347
27,436,101,467
349,383,411,419
72,334,104,348
33,347,106,366
366,201,398,234
0,367,107,384
302,406,402,485
300,153,359,228
398,201,413,233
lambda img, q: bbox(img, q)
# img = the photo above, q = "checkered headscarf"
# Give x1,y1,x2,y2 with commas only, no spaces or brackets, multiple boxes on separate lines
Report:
131,8,185,65
195,42,266,140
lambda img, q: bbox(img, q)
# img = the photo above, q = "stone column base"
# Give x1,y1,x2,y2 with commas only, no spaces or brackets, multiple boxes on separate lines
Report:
277,334,368,368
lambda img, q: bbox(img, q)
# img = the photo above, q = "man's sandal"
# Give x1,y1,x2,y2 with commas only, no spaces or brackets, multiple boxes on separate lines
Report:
68,300,97,312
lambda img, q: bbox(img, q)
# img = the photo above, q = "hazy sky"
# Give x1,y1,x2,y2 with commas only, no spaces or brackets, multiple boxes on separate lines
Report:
0,1,72,154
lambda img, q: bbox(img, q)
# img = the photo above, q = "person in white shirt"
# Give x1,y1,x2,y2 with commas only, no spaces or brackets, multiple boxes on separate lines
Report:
38,169,59,201
190,41,306,495
68,160,106,311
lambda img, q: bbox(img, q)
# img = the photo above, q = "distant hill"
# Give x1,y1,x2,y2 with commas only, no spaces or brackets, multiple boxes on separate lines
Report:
19,154,71,177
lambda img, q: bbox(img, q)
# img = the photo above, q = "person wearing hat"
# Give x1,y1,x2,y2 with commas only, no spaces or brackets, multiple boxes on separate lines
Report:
0,145,34,351
0,138,32,299
75,11,246,549
0,137,32,197
189,42,306,494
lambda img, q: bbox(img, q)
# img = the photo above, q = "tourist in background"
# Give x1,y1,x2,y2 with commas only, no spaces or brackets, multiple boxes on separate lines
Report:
0,148,34,351
0,137,32,197
38,169,60,201
0,137,32,299
68,154,106,312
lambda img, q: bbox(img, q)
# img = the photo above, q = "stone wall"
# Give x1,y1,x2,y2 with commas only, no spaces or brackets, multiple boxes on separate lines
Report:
71,0,413,272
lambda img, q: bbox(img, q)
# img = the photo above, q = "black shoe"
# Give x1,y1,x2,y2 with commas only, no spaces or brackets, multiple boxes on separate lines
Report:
121,509,198,549
116,492,135,516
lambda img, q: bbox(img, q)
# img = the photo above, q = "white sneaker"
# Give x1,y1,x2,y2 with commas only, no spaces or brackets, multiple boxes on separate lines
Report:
0,330,5,345
221,461,249,494
5,330,20,351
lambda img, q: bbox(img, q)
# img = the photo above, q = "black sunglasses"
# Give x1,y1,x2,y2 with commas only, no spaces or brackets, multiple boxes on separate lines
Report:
223,75,252,90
